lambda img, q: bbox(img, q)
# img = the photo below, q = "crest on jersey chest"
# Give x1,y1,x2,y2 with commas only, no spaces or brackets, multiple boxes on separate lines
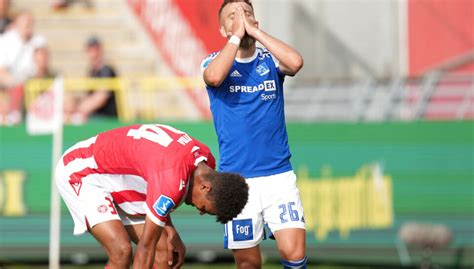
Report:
256,62,270,76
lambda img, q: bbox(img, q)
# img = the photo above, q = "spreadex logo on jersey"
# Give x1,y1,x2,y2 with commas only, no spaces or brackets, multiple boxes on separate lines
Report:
229,80,277,101
153,195,175,217
229,80,276,93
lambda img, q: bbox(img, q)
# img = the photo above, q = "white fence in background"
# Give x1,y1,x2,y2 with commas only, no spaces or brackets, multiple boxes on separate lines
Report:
285,73,473,122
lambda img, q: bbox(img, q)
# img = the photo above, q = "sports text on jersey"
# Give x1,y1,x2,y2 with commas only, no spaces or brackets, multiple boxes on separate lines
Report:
229,80,276,93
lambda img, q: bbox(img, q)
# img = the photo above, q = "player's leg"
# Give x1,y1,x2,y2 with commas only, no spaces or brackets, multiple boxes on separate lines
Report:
125,220,170,269
225,179,265,269
55,140,132,267
263,171,307,269
89,220,133,268
273,228,306,268
61,186,133,267
82,189,134,268
232,246,262,269
56,155,131,267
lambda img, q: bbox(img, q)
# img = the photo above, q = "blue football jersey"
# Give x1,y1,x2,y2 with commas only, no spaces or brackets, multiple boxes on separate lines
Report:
201,48,292,178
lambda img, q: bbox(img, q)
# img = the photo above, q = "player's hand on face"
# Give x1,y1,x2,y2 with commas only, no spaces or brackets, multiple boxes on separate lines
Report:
242,7,259,37
166,227,186,269
231,6,245,39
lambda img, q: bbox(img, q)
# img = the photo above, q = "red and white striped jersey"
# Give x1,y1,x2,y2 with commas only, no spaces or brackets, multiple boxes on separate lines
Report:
60,124,216,226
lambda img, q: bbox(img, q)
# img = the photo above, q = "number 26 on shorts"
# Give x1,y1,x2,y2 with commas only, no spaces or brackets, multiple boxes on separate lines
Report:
278,201,299,223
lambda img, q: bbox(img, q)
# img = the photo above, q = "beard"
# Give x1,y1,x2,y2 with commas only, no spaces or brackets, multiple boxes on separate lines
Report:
239,33,256,50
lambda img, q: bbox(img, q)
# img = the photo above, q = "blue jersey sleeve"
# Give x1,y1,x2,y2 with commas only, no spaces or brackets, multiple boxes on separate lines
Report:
201,52,219,73
260,48,285,78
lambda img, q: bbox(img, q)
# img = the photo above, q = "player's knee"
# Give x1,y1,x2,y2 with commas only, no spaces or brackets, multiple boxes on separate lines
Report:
281,256,308,269
235,256,261,269
278,242,305,262
281,248,305,262
108,242,132,265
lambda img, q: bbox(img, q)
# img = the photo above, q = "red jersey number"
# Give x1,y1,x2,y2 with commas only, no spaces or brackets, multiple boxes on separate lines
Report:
127,124,185,147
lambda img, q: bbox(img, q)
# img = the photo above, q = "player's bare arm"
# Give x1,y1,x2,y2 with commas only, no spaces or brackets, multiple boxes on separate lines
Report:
203,6,245,87
164,218,186,268
132,216,164,269
241,4,303,76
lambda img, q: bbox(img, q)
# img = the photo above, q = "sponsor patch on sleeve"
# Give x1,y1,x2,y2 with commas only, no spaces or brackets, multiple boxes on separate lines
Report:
153,195,175,217
202,58,211,69
201,52,218,71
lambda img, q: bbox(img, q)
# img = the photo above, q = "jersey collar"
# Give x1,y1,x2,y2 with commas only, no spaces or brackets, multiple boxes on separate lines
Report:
235,49,258,63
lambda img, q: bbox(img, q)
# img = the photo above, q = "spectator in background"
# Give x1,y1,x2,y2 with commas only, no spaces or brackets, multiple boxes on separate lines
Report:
0,0,12,34
0,11,46,125
33,46,55,79
63,36,117,124
51,0,93,10
26,45,57,128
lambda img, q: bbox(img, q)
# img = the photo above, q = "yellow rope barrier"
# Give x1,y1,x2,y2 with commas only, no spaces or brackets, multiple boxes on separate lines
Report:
25,77,204,122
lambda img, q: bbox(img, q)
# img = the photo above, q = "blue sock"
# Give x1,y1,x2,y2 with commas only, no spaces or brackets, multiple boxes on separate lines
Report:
281,256,307,269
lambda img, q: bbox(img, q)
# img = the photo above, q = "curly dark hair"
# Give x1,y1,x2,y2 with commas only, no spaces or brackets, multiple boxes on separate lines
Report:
218,0,253,18
206,171,248,223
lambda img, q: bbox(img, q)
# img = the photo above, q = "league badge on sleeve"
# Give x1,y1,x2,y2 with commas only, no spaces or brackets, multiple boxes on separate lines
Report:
153,195,176,217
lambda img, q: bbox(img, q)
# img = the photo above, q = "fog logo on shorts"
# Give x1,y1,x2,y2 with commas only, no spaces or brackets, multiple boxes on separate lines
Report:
232,219,253,241
153,195,175,217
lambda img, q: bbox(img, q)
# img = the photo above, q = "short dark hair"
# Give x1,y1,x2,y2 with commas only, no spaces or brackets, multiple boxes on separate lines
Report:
207,171,248,223
85,35,101,48
218,0,253,18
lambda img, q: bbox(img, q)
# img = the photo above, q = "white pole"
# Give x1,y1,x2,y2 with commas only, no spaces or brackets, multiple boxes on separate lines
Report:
49,77,64,269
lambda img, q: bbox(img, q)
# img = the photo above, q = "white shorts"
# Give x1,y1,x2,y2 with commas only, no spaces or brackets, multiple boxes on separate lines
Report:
55,137,146,236
224,170,305,249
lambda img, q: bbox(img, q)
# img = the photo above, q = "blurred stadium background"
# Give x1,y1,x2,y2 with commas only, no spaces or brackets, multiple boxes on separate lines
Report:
0,0,472,268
